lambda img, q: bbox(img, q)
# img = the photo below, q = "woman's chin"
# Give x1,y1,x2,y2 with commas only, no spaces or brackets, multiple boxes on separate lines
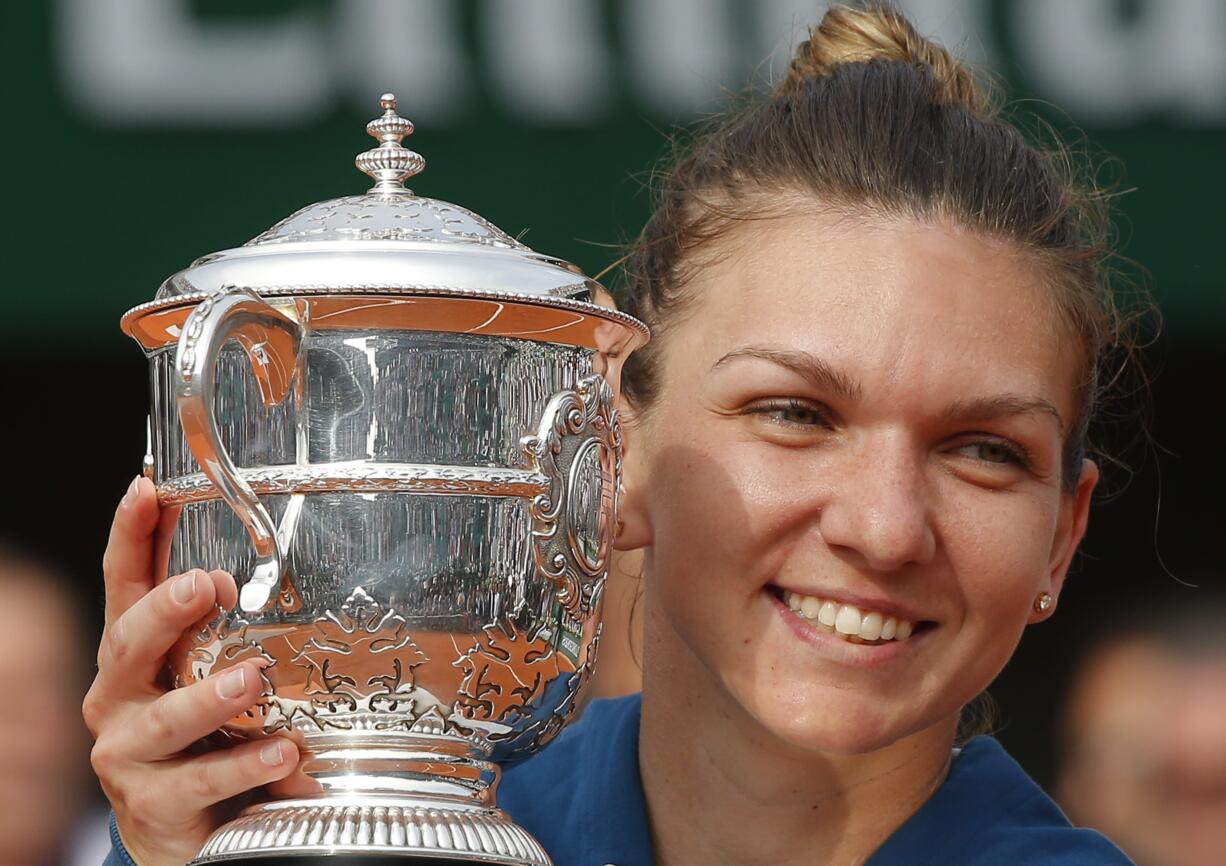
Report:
745,691,940,756
772,718,902,756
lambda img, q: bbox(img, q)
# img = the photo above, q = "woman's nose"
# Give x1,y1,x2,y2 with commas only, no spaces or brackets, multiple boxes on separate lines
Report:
816,435,936,572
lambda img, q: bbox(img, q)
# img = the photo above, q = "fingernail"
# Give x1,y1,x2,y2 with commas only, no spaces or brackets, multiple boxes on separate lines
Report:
122,476,141,506
217,667,247,699
260,741,285,766
172,572,198,604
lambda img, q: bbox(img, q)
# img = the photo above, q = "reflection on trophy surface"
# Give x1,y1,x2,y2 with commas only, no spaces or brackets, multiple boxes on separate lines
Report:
119,94,648,865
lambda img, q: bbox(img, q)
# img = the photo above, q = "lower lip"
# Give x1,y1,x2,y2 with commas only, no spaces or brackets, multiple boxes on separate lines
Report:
768,592,930,667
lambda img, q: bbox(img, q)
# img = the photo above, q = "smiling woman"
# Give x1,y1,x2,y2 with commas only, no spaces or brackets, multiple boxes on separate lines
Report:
624,213,1093,753
498,3,1143,865
95,4,1145,866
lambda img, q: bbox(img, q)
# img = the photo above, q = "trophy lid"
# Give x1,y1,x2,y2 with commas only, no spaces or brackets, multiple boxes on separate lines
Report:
123,94,646,351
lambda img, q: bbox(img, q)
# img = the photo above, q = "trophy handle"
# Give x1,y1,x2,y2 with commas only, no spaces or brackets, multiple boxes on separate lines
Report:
521,375,622,621
174,286,304,613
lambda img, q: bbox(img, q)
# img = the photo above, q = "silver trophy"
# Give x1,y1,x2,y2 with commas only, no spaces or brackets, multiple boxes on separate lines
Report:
120,94,647,865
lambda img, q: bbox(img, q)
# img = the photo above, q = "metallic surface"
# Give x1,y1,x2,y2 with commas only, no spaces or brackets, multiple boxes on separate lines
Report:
156,464,550,506
118,96,649,352
127,93,646,865
193,799,550,865
158,365,613,862
522,378,621,621
149,331,591,480
123,290,646,357
141,243,599,309
175,287,305,612
354,93,427,195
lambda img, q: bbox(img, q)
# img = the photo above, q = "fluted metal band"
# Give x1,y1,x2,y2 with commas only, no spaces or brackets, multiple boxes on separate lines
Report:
191,799,551,866
157,462,550,506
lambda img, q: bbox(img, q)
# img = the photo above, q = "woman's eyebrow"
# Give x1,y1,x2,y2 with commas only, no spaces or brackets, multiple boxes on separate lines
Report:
711,346,862,402
941,395,1065,434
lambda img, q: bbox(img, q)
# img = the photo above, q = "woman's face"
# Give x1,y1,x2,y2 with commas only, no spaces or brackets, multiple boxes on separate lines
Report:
623,209,1097,754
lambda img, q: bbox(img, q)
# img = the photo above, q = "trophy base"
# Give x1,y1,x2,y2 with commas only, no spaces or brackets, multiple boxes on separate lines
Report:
205,853,483,858
189,797,551,866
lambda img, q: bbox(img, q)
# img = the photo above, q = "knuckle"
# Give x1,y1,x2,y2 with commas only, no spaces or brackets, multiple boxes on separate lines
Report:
125,787,164,821
81,689,106,737
107,618,131,661
189,758,226,803
144,697,176,744
89,738,118,779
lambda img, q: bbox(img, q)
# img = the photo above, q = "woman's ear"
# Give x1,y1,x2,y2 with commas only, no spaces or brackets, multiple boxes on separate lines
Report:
1030,457,1099,623
613,402,653,551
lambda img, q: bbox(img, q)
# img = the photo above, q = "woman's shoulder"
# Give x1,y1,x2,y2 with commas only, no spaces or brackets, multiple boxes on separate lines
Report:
502,691,642,788
499,693,652,866
870,736,1132,865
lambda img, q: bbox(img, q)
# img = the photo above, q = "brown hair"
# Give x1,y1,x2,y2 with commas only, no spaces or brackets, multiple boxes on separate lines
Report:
616,2,1148,491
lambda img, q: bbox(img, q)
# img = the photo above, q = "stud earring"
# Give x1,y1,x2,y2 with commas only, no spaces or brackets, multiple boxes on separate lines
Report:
1033,592,1054,614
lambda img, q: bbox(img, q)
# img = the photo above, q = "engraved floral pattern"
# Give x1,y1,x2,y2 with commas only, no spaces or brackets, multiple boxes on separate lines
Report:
452,623,563,724
264,588,434,730
485,622,602,762
175,606,276,729
292,588,427,709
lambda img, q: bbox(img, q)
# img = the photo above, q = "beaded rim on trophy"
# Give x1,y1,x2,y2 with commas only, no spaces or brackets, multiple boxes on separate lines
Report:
121,94,647,865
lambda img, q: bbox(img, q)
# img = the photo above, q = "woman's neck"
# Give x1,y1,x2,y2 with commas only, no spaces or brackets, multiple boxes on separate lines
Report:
638,607,957,866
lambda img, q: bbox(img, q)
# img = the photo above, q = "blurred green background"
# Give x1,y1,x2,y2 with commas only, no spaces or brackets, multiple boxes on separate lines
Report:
6,0,1226,340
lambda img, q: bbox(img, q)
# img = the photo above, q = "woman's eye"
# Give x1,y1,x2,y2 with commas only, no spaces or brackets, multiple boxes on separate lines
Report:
954,440,1028,467
751,400,831,429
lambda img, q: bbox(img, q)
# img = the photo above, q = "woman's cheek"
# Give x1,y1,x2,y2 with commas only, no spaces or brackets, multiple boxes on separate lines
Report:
941,487,1058,643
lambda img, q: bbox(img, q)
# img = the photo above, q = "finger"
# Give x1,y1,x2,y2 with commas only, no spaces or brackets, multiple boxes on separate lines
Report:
152,502,182,590
265,729,321,798
206,569,239,614
266,765,324,798
116,659,269,760
180,572,240,653
100,568,220,687
102,476,162,629
129,737,300,825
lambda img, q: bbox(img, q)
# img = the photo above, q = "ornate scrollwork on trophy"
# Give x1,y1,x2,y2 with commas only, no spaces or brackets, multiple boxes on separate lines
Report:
479,620,603,763
521,375,621,621
177,607,277,731
175,590,458,736
452,622,565,725
270,587,443,732
532,622,601,747
291,588,428,712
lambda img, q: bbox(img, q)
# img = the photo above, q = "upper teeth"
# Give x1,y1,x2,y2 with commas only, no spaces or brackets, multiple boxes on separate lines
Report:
783,591,914,643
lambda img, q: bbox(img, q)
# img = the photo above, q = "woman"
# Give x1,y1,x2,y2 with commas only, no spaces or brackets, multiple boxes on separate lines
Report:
90,5,1140,864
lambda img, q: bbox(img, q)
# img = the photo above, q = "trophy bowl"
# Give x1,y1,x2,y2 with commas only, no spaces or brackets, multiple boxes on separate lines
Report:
119,95,647,865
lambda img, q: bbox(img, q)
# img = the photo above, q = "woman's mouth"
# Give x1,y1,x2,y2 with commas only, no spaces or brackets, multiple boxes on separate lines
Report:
771,588,931,646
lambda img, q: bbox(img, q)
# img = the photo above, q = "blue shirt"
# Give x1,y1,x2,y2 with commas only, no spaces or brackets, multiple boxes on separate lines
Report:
105,693,1131,866
500,694,1132,866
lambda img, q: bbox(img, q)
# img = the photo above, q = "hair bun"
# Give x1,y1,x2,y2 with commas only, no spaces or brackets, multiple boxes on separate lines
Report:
781,3,989,114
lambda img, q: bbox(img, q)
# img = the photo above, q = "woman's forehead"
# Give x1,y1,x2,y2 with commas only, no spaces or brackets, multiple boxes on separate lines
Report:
668,211,1078,407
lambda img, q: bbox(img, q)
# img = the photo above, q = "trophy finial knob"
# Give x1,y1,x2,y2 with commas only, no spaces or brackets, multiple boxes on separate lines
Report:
356,92,425,195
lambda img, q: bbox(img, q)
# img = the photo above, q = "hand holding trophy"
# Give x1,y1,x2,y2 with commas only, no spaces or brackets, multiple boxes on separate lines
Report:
87,480,308,866
88,94,647,865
